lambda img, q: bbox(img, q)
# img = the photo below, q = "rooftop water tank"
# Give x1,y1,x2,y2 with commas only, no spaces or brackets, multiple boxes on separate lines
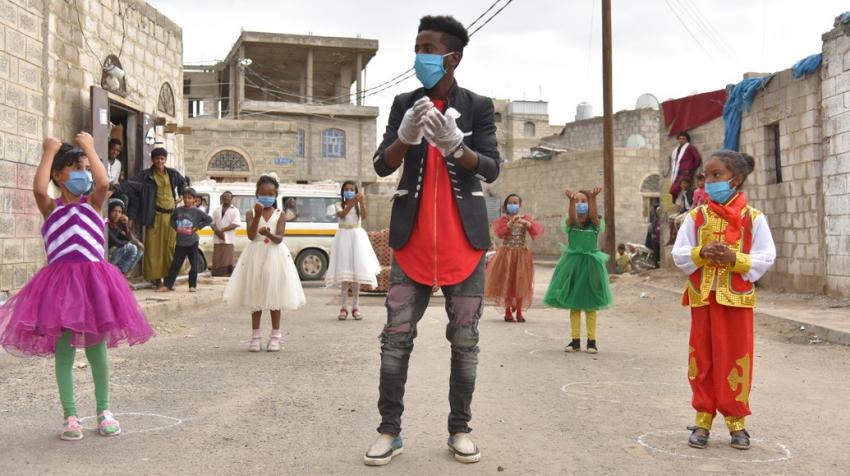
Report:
575,102,593,121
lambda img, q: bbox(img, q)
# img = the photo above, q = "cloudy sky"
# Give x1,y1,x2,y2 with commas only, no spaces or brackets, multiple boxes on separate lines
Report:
153,0,847,128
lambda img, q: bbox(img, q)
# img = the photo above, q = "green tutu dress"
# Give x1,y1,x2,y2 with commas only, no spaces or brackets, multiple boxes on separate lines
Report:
543,216,612,311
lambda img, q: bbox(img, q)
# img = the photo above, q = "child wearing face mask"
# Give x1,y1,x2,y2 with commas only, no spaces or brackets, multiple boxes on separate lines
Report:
0,134,154,441
325,181,381,320
672,151,775,451
543,187,612,354
223,173,305,352
485,194,544,322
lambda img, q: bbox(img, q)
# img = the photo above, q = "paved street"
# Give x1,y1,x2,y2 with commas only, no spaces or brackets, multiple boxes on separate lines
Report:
2,268,849,475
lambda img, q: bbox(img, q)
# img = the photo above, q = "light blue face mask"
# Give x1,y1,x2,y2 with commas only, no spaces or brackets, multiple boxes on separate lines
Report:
65,170,93,196
256,196,276,208
705,180,736,204
506,203,520,215
414,53,452,89
343,190,356,201
576,202,589,215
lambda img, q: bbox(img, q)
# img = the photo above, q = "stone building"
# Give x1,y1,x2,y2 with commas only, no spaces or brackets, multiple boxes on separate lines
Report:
182,32,379,185
0,0,183,297
492,99,561,161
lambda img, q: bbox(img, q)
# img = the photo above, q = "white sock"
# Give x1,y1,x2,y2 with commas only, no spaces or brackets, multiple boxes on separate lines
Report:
340,282,350,309
352,283,360,309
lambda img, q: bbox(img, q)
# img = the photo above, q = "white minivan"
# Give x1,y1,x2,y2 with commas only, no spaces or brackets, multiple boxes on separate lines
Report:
193,180,340,280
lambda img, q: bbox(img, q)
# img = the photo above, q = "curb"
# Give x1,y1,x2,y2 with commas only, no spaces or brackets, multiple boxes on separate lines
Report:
640,281,850,347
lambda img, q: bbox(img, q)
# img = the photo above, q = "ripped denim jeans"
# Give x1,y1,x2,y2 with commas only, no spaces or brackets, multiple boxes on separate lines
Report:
377,257,484,435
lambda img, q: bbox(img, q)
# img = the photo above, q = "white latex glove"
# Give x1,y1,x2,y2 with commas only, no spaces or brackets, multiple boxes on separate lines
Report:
398,97,434,145
422,107,464,156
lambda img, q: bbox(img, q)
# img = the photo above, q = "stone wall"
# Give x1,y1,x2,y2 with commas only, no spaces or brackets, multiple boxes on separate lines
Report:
485,148,658,258
183,118,298,183
184,114,378,185
0,0,45,295
820,25,850,296
546,109,661,152
738,69,824,293
0,0,183,298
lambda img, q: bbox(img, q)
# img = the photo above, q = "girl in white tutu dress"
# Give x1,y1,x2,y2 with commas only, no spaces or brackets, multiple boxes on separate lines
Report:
223,174,305,351
326,181,381,320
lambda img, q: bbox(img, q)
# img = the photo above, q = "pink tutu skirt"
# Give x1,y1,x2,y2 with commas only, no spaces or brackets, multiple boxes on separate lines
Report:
0,261,154,357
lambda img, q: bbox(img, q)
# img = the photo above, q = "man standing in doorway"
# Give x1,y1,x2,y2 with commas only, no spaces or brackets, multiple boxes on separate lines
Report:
107,139,123,187
210,191,240,276
364,15,500,466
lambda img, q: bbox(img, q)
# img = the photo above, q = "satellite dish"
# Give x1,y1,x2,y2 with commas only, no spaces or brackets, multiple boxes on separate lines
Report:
635,93,659,110
626,134,647,148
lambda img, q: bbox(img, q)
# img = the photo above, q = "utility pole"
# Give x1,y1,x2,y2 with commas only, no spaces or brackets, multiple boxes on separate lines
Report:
602,0,615,268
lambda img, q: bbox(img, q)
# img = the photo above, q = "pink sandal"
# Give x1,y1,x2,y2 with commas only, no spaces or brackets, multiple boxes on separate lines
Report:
97,410,121,437
60,416,84,441
338,308,349,320
352,309,362,320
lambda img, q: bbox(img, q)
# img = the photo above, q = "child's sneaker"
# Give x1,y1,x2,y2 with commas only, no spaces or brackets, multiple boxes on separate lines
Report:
97,410,121,437
352,309,363,320
267,332,282,352
564,339,581,353
586,340,598,354
338,308,349,320
249,331,262,352
60,416,84,441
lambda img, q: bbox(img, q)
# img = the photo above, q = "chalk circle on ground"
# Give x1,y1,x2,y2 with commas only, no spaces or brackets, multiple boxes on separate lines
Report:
637,430,792,464
561,381,688,404
79,412,183,435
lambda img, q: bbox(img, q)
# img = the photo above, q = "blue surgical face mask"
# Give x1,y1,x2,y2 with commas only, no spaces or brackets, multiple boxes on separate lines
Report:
705,180,736,204
343,190,356,201
65,170,93,196
414,53,452,89
576,202,589,215
256,196,276,208
506,204,520,215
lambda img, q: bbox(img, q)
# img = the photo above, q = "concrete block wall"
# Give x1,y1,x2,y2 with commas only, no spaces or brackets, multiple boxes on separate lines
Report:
820,26,850,296
183,118,298,183
739,68,824,293
0,0,45,297
485,148,657,258
547,109,661,153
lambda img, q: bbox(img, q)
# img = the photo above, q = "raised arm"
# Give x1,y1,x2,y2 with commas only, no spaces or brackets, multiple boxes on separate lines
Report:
34,137,62,218
588,186,602,227
246,203,262,241
76,132,109,211
564,189,577,228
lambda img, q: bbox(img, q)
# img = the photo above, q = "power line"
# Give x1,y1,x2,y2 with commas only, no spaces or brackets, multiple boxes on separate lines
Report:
674,0,736,63
468,0,515,37
663,0,717,62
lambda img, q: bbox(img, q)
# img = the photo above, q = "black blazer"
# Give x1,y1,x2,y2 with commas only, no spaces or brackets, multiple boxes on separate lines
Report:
373,81,500,250
116,167,186,228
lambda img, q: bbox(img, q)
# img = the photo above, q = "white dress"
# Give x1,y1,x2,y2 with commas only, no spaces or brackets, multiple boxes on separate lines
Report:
325,203,381,287
223,209,306,311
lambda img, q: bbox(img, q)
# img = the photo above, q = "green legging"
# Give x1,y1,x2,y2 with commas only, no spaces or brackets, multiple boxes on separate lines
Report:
54,331,109,419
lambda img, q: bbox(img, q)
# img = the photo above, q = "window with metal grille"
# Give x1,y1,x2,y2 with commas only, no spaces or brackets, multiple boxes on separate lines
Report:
323,128,345,158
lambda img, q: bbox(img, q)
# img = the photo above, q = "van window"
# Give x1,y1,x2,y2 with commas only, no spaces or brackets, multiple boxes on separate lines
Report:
282,196,337,223
231,195,270,221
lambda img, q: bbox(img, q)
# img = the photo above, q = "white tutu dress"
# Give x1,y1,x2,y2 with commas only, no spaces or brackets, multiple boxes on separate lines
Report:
325,203,381,287
223,208,306,311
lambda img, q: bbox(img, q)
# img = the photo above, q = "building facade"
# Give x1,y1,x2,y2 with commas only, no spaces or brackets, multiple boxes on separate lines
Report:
182,32,379,185
1,0,183,297
493,99,561,161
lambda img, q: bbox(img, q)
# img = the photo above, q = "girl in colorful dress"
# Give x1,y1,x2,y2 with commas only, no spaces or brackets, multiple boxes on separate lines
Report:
0,134,155,440
326,181,381,320
485,194,543,322
673,151,775,451
223,174,305,352
543,187,612,353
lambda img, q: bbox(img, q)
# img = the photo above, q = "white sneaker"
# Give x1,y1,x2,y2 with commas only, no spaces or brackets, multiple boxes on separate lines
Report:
363,433,403,466
448,433,481,463
248,333,262,352
267,333,281,352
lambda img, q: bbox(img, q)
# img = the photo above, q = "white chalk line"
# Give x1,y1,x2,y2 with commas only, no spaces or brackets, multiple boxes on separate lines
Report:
636,430,792,464
560,381,688,404
78,412,183,435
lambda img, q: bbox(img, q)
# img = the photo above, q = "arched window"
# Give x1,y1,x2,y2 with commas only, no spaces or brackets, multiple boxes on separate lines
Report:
296,129,305,157
158,82,176,117
639,173,661,195
523,121,536,137
323,128,345,158
494,112,502,123
208,150,249,173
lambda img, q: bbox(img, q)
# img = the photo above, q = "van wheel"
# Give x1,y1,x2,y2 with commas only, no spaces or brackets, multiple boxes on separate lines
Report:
296,249,327,281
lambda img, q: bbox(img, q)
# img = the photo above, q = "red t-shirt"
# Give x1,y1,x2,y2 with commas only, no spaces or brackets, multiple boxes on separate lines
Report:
393,99,485,286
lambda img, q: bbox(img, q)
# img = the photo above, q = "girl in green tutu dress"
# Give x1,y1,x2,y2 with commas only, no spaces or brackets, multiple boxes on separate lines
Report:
543,187,612,353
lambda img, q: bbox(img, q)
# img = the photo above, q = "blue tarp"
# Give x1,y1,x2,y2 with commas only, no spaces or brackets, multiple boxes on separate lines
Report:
722,76,773,151
792,53,822,79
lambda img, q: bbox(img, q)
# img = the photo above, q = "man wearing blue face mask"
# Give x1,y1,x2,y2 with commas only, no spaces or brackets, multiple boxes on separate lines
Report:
367,15,500,466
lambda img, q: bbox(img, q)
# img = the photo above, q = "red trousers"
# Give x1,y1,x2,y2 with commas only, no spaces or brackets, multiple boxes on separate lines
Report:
688,292,754,431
